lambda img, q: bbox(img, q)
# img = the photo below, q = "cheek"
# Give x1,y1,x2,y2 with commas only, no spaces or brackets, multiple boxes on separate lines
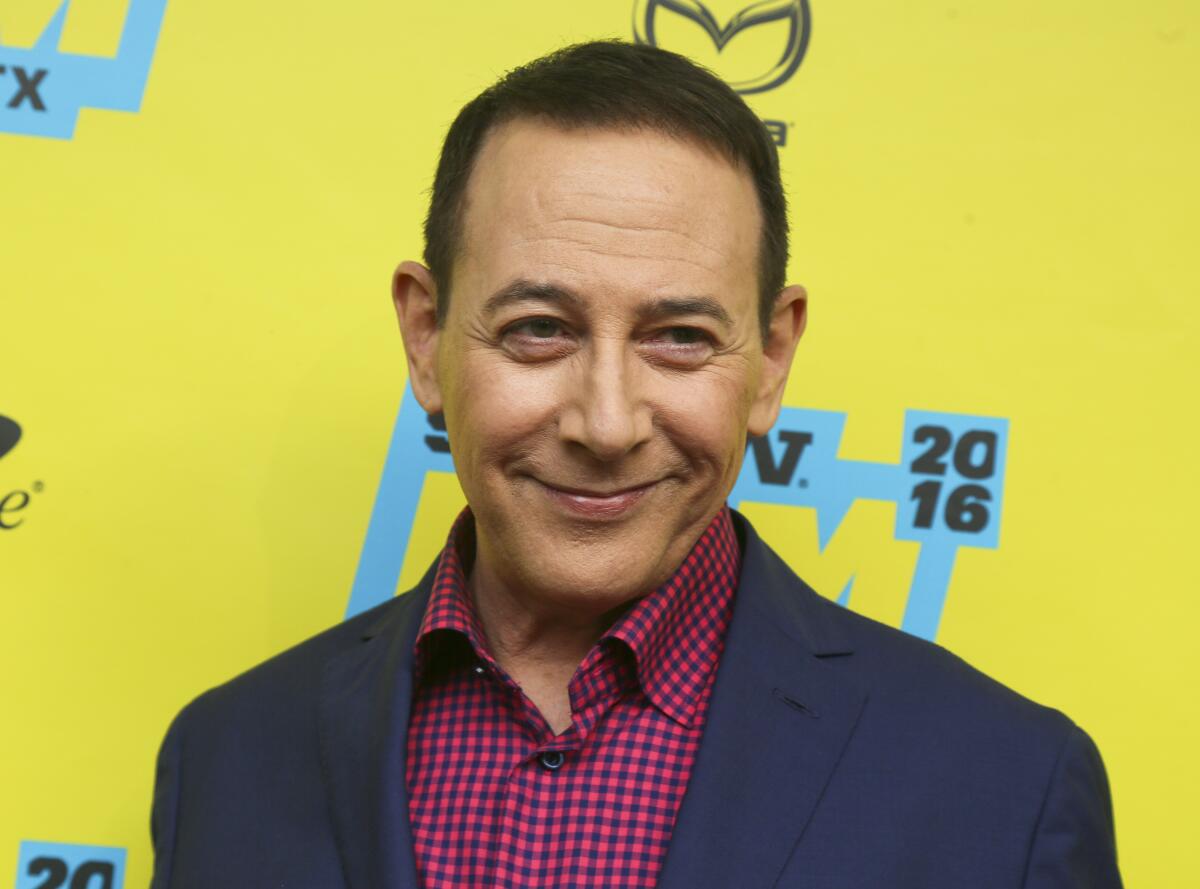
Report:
444,354,563,472
650,369,755,467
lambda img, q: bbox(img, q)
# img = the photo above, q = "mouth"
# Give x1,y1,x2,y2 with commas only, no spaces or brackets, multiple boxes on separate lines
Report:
532,478,660,520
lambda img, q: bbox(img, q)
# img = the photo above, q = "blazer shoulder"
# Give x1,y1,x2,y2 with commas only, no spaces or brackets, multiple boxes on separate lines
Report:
172,587,424,736
813,582,1077,745
736,519,1081,756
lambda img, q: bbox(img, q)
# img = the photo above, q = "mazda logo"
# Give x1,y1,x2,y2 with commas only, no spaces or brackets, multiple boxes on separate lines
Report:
632,0,811,94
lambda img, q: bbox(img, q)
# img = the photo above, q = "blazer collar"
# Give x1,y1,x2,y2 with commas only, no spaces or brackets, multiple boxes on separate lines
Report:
656,510,869,889
317,510,867,889
317,560,435,889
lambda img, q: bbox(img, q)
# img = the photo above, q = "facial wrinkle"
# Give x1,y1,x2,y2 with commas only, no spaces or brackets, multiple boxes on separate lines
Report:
550,214,727,256
515,235,727,276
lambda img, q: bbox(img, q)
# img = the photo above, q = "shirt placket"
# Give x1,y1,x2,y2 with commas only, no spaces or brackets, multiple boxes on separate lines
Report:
486,643,632,888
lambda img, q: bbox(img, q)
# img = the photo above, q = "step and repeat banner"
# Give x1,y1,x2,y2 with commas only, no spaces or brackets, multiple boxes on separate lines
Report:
2,0,1196,886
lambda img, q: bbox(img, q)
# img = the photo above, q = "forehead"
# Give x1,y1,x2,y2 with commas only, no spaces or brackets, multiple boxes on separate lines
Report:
454,118,761,310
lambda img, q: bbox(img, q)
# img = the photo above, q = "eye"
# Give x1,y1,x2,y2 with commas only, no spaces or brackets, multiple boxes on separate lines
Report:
660,327,708,345
511,317,565,339
642,326,716,368
500,316,576,361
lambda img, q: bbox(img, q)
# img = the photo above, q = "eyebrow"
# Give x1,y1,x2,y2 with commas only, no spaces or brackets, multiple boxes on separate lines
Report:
483,280,584,316
482,279,734,329
635,296,734,329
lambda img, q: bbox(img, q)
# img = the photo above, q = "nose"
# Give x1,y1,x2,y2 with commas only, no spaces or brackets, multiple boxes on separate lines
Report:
558,339,652,462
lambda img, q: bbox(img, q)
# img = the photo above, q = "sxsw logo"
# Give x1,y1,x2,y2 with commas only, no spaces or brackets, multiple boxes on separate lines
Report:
347,385,1007,642
14,841,125,889
728,407,1007,640
0,0,168,139
631,0,812,146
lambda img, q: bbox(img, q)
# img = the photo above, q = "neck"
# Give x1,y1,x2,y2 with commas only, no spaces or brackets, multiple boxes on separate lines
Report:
468,554,634,671
467,548,639,735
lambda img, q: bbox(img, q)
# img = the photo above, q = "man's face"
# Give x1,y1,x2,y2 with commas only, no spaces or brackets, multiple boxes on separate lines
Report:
397,119,804,612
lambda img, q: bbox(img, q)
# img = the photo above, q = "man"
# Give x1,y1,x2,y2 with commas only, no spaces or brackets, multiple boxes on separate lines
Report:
149,41,1122,888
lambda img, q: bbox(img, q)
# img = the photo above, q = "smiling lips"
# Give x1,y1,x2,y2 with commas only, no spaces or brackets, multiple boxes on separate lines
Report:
535,478,659,519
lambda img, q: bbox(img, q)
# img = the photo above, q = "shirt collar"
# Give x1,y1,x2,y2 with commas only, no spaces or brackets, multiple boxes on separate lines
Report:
413,505,741,728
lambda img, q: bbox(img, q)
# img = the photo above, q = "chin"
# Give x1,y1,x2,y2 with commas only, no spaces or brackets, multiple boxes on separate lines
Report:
510,514,686,601
530,561,658,610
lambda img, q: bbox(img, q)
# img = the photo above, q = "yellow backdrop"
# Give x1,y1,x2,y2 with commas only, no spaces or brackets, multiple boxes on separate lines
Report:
2,1,1196,886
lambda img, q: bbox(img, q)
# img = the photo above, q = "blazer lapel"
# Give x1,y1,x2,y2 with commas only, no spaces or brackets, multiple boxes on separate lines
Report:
657,514,870,889
317,567,435,889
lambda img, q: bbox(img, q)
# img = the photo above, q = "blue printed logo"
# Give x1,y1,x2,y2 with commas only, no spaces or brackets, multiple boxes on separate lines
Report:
729,407,1007,640
347,386,1007,641
0,0,168,139
14,841,125,889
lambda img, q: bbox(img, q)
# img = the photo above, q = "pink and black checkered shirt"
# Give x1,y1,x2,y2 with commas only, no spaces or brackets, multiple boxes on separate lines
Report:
405,506,741,888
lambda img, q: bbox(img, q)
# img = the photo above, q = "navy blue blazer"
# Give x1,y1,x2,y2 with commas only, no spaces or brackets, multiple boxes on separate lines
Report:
150,512,1122,888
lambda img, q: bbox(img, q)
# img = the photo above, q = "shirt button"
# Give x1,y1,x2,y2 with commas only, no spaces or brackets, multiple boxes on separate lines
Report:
538,750,566,771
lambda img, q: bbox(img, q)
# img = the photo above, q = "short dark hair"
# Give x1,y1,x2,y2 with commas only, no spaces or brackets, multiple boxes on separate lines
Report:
423,40,788,340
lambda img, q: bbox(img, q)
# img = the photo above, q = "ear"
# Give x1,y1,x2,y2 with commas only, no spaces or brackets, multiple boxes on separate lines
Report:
747,284,808,437
392,261,444,414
